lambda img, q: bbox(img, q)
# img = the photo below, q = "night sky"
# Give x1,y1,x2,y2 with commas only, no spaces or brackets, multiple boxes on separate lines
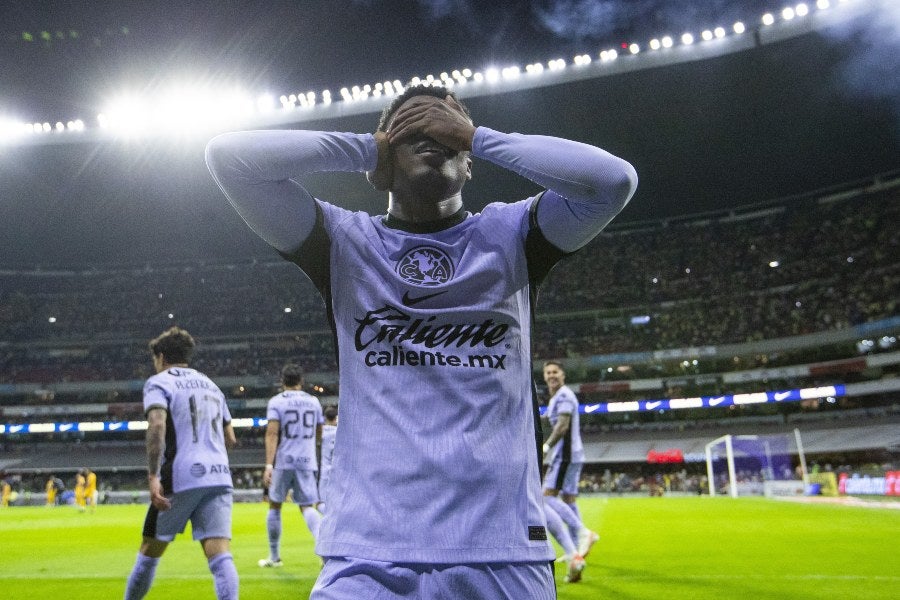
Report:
1,0,898,267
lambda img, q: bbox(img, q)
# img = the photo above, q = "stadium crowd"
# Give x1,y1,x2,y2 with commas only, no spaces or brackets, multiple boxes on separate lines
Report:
1,187,896,387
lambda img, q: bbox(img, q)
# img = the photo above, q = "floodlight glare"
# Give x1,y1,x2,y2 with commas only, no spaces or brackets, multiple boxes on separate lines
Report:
734,22,746,34
762,13,776,25
782,7,796,20
661,36,673,48
256,93,275,112
629,43,640,54
682,33,695,45
714,27,726,38
702,30,714,41
796,4,809,17
816,0,830,9
650,38,661,50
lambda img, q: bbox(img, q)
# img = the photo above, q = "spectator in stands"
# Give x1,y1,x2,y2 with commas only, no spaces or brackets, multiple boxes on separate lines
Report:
258,363,324,569
123,326,238,600
206,83,636,598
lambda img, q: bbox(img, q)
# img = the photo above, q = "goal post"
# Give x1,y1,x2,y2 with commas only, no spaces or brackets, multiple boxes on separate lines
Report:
705,429,809,497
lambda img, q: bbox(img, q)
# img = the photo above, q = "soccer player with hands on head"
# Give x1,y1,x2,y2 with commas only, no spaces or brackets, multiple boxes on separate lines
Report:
207,83,637,599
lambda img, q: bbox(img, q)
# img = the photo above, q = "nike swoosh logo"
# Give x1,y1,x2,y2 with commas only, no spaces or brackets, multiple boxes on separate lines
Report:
708,396,726,406
401,290,447,306
774,391,791,401
645,401,662,410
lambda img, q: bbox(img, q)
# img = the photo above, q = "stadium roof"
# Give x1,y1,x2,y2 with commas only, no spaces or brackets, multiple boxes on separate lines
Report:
0,0,898,267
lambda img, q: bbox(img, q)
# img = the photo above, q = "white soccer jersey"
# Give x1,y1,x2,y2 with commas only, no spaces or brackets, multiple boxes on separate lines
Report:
266,390,324,471
319,423,337,500
546,385,584,464
287,197,556,563
142,367,233,493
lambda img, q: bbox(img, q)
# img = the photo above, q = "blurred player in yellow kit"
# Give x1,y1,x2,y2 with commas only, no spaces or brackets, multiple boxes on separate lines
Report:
46,474,63,506
1,477,11,508
83,468,98,512
74,469,86,511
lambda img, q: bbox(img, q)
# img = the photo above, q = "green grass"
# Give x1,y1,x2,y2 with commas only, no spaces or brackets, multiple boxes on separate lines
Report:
1,496,898,599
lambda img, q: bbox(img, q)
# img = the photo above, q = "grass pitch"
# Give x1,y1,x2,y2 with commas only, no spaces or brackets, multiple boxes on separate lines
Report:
1,495,898,599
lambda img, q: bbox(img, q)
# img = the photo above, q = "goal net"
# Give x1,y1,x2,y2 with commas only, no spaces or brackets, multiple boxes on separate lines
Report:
705,429,808,497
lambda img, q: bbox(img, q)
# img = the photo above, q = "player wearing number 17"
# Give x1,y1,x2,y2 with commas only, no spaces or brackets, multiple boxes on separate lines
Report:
258,363,325,569
123,326,239,600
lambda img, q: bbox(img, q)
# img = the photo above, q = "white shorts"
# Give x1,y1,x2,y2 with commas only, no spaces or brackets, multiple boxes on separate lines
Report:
270,467,319,505
142,486,232,542
311,558,556,600
543,460,583,496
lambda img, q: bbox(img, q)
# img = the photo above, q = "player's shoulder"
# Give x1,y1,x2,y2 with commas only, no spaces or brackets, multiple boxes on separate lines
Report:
317,199,378,231
477,198,533,219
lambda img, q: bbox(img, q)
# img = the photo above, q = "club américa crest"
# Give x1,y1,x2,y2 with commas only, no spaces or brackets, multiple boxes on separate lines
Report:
396,246,455,286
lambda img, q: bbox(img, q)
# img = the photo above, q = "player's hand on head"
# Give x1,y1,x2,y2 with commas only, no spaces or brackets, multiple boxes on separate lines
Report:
387,95,476,152
366,130,393,191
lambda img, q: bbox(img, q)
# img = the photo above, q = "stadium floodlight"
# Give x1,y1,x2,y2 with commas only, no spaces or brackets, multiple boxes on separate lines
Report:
256,93,276,113
661,36,674,48
783,7,797,20
485,67,500,83
649,38,661,50
734,21,746,34
629,43,640,54
714,26,727,38
762,13,776,25
796,3,810,17
548,58,566,70
817,0,831,9
702,29,714,41
681,33,695,45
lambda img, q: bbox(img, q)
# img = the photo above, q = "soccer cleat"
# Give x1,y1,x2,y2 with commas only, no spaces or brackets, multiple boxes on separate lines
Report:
564,554,586,583
257,558,283,568
577,528,600,558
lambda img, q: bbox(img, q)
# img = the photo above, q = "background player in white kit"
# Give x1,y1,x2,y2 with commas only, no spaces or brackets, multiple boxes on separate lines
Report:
124,327,239,600
259,363,324,568
317,405,338,514
542,360,599,569
207,84,637,598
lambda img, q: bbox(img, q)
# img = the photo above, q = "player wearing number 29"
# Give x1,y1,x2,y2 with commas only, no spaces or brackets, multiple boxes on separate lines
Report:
258,363,325,568
123,326,239,600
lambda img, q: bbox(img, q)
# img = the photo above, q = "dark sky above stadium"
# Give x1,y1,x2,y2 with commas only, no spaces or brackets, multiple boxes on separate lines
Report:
1,0,898,266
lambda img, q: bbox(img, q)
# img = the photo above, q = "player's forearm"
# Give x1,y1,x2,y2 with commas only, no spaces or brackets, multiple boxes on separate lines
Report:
224,424,237,449
205,130,377,252
472,127,638,252
264,432,279,466
146,426,165,476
